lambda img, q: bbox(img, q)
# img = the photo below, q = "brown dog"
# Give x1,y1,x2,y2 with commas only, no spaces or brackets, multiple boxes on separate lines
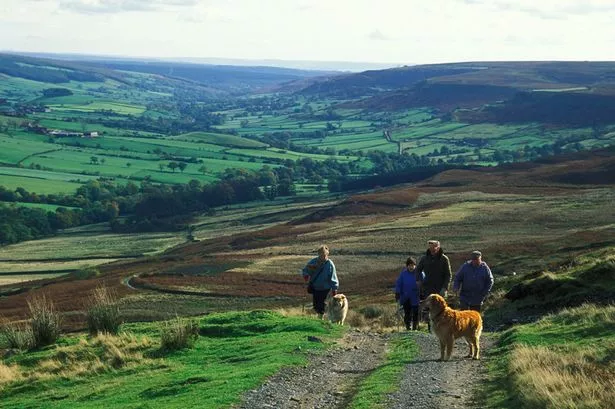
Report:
327,294,348,325
421,294,482,360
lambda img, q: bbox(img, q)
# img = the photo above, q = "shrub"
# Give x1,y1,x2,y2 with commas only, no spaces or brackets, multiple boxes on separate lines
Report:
159,317,199,351
360,305,386,319
28,295,61,348
87,286,122,335
0,322,34,350
344,310,367,328
379,305,401,328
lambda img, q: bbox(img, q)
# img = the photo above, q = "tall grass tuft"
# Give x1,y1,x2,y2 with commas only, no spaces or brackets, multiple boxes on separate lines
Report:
0,322,34,350
510,345,615,409
87,286,122,335
28,295,61,348
159,317,199,351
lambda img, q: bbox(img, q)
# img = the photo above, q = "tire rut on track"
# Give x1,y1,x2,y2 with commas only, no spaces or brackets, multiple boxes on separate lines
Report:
234,328,493,409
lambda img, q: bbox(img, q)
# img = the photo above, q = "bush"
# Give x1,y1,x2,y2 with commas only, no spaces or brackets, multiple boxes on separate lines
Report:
0,322,34,350
344,310,367,328
28,295,61,348
360,305,386,319
87,286,122,335
159,317,199,351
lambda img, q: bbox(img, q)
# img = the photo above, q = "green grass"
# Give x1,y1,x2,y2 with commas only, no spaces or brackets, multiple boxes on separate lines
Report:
48,101,146,115
348,334,418,409
0,311,343,408
170,131,269,148
0,135,56,164
0,174,82,194
0,231,185,261
482,303,615,409
0,201,79,211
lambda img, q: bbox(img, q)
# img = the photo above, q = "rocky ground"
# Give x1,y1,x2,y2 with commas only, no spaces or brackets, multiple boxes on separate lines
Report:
234,327,493,409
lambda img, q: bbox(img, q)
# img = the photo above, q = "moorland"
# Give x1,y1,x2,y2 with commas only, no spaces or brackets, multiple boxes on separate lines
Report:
1,53,614,408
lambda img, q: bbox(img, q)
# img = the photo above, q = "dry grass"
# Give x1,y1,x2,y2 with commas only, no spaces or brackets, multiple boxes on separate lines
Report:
87,285,122,335
159,317,199,351
4,332,154,386
510,345,615,409
27,294,61,348
0,321,34,350
0,362,22,388
344,310,368,328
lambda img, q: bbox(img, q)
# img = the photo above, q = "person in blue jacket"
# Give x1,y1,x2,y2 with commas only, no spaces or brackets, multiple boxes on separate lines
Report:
395,257,424,330
453,250,494,312
302,244,339,318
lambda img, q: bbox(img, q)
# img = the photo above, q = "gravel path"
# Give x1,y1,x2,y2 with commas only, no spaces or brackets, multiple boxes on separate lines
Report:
387,332,493,409
234,328,493,409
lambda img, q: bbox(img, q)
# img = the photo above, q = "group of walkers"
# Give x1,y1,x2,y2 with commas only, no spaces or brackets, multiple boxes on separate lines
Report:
394,240,494,330
301,241,494,330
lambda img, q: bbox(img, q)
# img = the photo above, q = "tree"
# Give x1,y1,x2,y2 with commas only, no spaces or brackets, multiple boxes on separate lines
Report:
167,162,179,173
178,162,187,173
198,165,207,175
126,162,131,168
158,163,165,172
100,158,106,165
90,156,99,165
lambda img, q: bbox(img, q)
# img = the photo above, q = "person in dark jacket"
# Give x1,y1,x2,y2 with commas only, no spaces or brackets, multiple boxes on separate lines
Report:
302,244,339,318
453,250,494,312
416,240,452,298
395,257,425,330
416,240,451,329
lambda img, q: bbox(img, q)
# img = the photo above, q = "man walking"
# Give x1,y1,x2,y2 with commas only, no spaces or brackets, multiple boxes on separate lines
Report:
453,250,494,312
417,240,452,298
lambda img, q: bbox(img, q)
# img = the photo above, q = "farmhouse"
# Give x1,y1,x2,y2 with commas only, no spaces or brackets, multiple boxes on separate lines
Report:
49,130,83,137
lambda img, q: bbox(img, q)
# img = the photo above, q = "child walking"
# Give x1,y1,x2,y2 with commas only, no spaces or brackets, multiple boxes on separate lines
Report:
395,257,424,330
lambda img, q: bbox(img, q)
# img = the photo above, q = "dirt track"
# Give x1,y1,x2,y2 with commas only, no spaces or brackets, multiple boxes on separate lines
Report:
234,328,492,409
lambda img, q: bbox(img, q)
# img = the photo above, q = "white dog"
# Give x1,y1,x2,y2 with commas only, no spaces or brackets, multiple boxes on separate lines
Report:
327,294,349,325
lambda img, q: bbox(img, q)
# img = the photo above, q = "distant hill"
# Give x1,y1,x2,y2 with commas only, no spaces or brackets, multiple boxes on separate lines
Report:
298,61,615,98
0,53,338,95
88,60,337,93
0,53,127,84
303,61,615,126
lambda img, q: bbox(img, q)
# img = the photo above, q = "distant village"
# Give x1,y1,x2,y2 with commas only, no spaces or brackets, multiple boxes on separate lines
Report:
26,123,100,138
1,99,101,138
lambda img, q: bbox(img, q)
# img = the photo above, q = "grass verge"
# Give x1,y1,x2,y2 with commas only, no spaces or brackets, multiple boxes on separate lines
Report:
0,310,342,408
348,333,418,409
481,303,615,409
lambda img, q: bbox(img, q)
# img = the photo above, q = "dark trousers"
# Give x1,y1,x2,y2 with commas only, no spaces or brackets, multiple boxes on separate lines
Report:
460,301,482,312
402,300,420,330
312,289,330,315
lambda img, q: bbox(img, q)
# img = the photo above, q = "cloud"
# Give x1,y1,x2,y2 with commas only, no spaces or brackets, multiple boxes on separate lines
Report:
59,0,197,14
368,29,390,41
460,0,615,20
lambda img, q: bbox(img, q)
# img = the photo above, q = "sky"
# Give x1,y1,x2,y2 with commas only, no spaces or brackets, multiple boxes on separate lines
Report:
1,0,614,70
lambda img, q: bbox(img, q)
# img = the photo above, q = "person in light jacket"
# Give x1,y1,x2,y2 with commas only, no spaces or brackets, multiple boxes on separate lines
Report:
395,257,425,330
453,250,494,312
302,244,339,317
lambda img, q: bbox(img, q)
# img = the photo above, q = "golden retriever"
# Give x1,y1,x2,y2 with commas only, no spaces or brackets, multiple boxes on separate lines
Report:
327,294,348,325
421,294,482,360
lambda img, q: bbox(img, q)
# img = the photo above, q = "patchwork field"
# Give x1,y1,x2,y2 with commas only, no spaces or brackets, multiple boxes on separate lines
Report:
1,151,613,328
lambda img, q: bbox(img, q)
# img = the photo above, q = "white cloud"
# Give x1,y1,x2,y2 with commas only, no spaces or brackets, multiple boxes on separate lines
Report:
0,0,614,65
58,0,198,14
367,30,391,41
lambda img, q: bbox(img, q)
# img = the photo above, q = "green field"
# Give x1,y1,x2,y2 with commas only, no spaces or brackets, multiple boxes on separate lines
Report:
170,131,269,148
48,101,146,115
0,174,82,194
0,311,343,409
0,231,185,261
